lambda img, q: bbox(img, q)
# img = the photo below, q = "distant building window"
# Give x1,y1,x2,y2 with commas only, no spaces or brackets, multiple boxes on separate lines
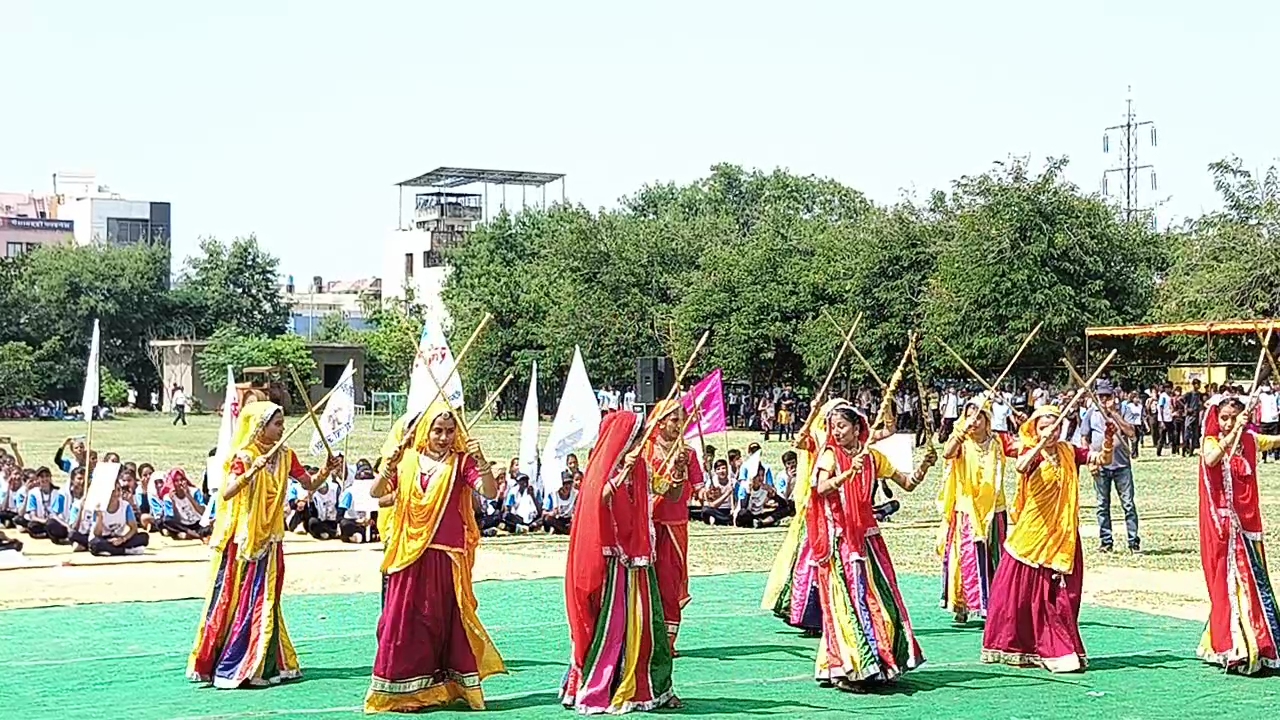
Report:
5,242,24,258
105,218,169,245
322,363,346,388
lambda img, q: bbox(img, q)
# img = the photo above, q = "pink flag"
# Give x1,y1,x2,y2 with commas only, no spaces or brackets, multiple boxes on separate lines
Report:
681,368,727,441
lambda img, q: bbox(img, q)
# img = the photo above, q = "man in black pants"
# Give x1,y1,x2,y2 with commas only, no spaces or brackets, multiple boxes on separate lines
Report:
700,459,734,526
1182,380,1205,457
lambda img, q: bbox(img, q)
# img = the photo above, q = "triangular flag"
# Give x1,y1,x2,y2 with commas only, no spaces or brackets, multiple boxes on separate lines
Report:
80,319,100,414
538,347,601,493
202,366,240,525
311,360,356,455
518,362,540,482
406,315,465,417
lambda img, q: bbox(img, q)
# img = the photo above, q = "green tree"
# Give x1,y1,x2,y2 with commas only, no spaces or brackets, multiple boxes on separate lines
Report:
0,342,39,405
196,327,315,402
172,235,290,338
923,158,1165,378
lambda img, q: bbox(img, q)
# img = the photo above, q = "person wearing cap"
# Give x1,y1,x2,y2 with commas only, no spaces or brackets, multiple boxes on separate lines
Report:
501,473,541,533
938,394,1019,624
982,404,1114,674
542,470,577,534
1081,380,1141,554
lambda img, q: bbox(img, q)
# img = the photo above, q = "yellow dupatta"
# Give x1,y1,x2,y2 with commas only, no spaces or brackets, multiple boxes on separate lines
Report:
209,401,294,560
761,398,841,610
377,401,505,680
1005,405,1080,573
937,401,1007,546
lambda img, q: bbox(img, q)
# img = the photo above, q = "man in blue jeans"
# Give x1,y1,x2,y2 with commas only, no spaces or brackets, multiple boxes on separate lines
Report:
1084,380,1141,553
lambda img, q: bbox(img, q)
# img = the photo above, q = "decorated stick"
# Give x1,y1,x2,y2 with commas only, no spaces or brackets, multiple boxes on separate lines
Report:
466,372,515,432
656,397,705,484
288,366,335,459
1033,350,1118,445
1228,326,1274,456
795,312,862,446
908,342,937,450
846,335,916,475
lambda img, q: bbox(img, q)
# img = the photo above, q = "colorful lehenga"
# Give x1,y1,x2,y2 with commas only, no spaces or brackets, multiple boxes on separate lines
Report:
1196,407,1280,674
938,426,1016,621
365,403,505,713
807,401,924,687
187,402,308,688
562,411,675,714
981,405,1102,673
641,400,704,652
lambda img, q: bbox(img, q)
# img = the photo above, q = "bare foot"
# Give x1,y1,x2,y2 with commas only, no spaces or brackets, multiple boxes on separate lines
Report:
665,696,683,709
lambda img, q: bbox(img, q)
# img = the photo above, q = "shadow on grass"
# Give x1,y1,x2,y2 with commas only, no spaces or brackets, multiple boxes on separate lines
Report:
505,657,568,671
678,643,811,662
487,690,561,712
299,665,374,681
1087,652,1191,672
895,666,1086,694
675,695,838,715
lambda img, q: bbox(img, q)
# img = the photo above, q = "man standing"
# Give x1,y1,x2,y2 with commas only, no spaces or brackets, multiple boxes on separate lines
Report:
1182,379,1206,457
1088,381,1141,554
940,386,960,441
171,384,188,427
1122,389,1145,457
1261,384,1280,463
1156,384,1176,456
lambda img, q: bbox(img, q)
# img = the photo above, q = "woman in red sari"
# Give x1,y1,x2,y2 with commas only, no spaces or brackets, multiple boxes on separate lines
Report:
1197,396,1280,674
364,401,505,713
809,401,937,692
640,400,703,655
562,411,677,714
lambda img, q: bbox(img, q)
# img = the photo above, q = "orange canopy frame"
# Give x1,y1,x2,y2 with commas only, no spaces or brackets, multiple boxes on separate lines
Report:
1086,319,1278,339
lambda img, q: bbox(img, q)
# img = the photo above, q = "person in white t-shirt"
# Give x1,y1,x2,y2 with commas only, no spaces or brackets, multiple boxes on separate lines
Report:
700,459,734,526
171,384,188,427
542,471,577,534
502,474,541,533
940,387,961,440
622,387,636,412
90,484,150,556
306,479,340,540
1260,385,1280,463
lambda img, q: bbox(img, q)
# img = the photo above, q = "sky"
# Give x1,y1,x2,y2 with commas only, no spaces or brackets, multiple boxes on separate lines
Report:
3,1,1277,279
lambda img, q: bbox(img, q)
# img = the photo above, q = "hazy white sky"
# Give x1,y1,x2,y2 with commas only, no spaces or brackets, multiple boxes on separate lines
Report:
3,1,1276,278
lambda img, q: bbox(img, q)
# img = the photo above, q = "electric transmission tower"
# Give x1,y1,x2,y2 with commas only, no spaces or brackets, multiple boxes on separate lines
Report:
1102,89,1158,224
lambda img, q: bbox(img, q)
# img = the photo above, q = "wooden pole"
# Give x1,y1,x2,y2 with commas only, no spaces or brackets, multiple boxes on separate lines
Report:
822,311,884,389
1036,350,1118,443
1228,326,1274,456
795,312,862,445
909,342,936,450
288,366,335,459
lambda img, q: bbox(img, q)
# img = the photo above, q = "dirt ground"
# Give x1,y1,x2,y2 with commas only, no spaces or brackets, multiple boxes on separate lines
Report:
0,527,1212,623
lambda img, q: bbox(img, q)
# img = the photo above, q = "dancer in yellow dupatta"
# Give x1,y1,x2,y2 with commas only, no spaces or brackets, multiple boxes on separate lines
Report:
187,401,342,688
937,395,1018,623
365,400,506,713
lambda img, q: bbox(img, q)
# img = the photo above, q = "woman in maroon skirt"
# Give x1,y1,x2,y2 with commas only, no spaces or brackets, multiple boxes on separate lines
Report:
981,404,1113,673
365,401,505,713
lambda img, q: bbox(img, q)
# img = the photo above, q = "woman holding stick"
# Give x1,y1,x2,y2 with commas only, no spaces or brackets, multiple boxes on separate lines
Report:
1196,396,1280,674
640,399,704,656
810,400,937,692
562,410,678,713
937,395,1018,624
981,404,1113,673
187,401,342,688
364,400,505,713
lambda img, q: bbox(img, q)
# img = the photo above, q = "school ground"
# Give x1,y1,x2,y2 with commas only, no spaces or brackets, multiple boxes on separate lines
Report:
1,414,1276,717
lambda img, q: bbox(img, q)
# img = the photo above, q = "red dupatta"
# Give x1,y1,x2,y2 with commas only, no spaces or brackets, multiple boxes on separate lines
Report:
1201,404,1264,538
806,404,874,561
565,411,650,670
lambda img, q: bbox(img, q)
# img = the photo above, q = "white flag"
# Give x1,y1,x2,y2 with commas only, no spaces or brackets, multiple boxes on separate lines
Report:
518,362,540,481
311,360,356,455
407,315,464,417
202,366,240,523
80,319,100,413
538,347,601,493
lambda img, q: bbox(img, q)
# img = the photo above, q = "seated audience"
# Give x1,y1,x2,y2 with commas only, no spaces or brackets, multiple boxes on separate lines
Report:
20,467,56,538
307,477,340,540
46,468,86,544
162,469,209,540
701,459,734,526
90,484,150,556
502,474,541,533
542,470,577,534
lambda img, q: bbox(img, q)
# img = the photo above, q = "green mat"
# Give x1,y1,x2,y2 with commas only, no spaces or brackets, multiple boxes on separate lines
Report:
1,572,1275,719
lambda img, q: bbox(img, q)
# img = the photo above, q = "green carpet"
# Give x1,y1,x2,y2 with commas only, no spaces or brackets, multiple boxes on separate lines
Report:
1,572,1275,719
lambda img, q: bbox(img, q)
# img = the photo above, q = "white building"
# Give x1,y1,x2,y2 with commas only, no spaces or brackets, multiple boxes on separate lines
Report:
53,172,171,247
382,167,565,328
282,275,382,336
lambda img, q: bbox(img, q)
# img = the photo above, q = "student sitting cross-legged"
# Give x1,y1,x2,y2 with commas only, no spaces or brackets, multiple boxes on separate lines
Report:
541,470,577,535
21,467,57,539
337,472,379,544
46,468,86,544
306,477,340,540
89,484,150,556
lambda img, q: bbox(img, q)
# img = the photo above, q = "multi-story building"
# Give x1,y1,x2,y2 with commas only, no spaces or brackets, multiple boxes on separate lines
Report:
382,167,564,327
53,172,172,247
283,275,382,336
0,191,74,257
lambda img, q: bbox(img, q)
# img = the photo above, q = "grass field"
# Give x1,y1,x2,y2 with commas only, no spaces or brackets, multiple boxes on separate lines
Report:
2,571,1274,720
3,410,1274,581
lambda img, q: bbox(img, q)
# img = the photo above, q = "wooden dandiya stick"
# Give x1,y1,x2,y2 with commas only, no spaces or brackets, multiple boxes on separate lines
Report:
991,322,1042,392
848,335,915,469
1034,350,1118,444
466,372,515,432
656,397,705,482
261,380,349,461
794,313,863,446
288,365,335,459
908,342,937,450
822,311,885,389
1252,323,1280,386
1061,356,1128,432
411,313,494,427
1228,326,1274,456
936,338,999,395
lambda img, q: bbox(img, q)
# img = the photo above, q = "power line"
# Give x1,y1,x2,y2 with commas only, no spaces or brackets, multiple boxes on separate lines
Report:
1102,88,1158,225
